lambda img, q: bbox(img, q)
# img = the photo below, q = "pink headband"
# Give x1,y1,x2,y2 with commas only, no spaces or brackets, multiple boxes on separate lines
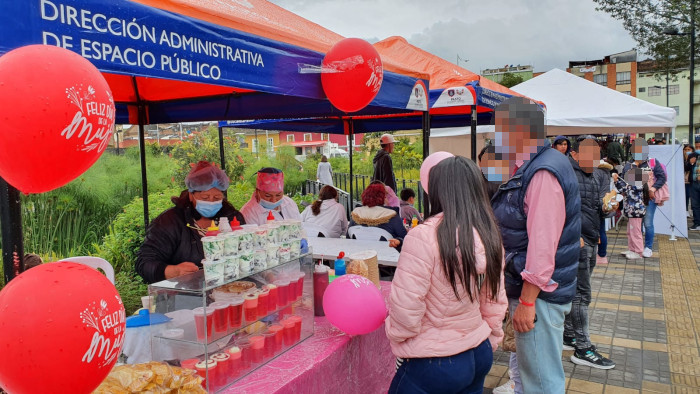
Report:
257,171,284,193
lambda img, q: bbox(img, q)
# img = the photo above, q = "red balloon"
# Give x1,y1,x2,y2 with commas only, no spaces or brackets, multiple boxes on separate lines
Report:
0,262,125,394
321,38,384,113
0,45,115,194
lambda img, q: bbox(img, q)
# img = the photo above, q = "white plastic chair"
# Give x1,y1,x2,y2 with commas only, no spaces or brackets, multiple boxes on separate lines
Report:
302,223,329,238
347,226,393,241
59,256,115,284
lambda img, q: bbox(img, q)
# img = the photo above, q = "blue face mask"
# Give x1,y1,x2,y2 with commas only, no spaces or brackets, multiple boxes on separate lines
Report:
260,198,283,210
195,199,222,218
481,167,505,183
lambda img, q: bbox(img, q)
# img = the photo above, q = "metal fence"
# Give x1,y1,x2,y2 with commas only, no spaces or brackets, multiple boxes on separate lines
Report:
301,173,424,219
331,173,424,213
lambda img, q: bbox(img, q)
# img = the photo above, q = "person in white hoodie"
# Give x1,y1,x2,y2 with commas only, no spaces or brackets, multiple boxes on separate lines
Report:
301,185,348,238
316,155,334,186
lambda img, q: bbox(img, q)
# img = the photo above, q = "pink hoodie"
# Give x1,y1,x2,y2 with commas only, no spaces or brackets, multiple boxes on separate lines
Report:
385,214,507,358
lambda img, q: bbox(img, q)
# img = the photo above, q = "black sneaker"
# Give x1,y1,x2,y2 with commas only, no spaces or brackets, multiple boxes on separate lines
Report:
691,225,700,231
571,346,616,369
563,336,576,351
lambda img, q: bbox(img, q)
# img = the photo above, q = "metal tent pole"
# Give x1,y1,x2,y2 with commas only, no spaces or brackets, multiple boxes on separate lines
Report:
132,77,149,228
471,105,478,160
0,177,23,283
422,111,431,215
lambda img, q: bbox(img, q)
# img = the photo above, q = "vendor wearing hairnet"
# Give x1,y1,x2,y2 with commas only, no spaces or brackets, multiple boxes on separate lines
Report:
240,167,302,225
135,161,245,283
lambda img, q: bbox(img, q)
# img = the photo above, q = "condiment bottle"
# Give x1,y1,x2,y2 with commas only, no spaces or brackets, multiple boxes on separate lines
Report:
206,220,220,236
266,211,275,223
411,216,418,228
231,217,243,231
313,264,330,316
219,217,232,233
334,252,346,276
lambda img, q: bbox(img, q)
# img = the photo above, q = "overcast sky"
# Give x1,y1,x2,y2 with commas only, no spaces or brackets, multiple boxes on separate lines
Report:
270,0,638,74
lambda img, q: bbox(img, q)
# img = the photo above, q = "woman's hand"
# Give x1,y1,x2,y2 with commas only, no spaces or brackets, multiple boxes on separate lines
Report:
388,239,400,248
164,262,200,279
612,173,619,182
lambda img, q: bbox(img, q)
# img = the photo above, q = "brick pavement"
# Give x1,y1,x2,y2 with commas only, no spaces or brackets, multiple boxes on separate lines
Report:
484,218,700,393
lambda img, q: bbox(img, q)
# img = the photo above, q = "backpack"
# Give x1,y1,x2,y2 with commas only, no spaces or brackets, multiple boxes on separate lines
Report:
647,158,670,206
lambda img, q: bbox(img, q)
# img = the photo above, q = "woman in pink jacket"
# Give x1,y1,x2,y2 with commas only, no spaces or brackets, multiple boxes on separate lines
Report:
386,154,507,394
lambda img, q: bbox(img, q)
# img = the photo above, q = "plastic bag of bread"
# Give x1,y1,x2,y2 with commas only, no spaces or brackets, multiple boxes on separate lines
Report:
346,260,369,278
93,362,205,394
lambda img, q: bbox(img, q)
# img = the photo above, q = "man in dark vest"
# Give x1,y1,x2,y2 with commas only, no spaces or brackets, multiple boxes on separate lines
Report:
564,137,615,369
491,97,581,393
372,134,397,191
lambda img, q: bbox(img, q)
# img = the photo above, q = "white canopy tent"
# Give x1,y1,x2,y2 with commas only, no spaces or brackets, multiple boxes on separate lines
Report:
511,68,677,136
429,68,685,238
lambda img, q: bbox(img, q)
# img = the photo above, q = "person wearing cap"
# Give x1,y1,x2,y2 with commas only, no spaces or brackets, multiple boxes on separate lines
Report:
240,167,302,225
135,161,245,284
373,133,397,191
552,135,570,155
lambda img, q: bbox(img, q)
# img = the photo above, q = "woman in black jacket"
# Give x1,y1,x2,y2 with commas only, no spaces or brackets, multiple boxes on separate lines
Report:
135,161,245,284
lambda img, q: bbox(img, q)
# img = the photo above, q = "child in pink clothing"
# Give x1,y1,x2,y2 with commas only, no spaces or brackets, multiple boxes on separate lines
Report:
614,168,648,259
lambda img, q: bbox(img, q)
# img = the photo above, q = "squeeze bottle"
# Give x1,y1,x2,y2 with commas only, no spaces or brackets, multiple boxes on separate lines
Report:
334,252,346,276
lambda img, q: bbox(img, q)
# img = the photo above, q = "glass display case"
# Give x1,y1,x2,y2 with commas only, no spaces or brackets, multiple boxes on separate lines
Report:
148,252,314,393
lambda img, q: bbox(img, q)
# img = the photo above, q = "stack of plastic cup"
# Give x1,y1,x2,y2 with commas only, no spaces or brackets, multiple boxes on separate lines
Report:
288,315,302,342
211,353,231,386
273,280,290,308
295,272,305,300
265,284,278,309
195,360,217,390
237,337,252,371
262,330,277,359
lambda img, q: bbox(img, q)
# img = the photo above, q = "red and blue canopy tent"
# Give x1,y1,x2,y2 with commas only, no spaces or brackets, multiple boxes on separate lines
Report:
0,0,429,281
228,36,543,159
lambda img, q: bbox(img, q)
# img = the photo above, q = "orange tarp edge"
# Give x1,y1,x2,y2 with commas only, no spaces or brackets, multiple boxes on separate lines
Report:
374,36,541,104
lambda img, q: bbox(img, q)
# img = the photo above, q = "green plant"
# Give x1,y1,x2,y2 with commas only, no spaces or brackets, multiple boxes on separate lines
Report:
115,270,149,315
95,187,180,275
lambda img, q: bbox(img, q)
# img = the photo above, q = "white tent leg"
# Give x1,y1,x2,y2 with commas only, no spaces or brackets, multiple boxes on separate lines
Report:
670,127,677,241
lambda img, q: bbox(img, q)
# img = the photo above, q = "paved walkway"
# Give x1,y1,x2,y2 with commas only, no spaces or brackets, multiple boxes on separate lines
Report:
485,218,700,393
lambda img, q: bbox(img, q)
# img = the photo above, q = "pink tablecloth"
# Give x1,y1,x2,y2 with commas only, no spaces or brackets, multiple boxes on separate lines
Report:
226,282,394,394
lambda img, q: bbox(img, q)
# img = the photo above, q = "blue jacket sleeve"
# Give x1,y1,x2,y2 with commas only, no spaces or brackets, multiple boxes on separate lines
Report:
652,161,667,189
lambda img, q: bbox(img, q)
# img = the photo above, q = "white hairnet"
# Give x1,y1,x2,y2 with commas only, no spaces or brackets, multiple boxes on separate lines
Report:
185,161,230,192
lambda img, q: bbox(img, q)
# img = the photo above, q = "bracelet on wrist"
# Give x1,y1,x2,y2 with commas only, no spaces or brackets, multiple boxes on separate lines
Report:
519,297,535,307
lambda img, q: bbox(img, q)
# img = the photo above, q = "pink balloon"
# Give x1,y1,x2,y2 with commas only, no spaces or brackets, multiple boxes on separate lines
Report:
322,275,387,335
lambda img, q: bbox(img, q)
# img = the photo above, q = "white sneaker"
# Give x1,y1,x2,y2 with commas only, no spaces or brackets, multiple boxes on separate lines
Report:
493,379,515,394
642,248,652,258
620,250,633,257
626,251,642,260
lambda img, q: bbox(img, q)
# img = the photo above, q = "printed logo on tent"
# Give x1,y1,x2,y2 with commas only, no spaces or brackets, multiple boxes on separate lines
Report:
433,85,475,107
406,80,428,111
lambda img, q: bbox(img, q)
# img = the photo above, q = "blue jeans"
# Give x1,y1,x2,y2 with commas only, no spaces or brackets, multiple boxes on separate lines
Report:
598,217,607,257
388,340,493,394
643,200,657,250
508,297,571,394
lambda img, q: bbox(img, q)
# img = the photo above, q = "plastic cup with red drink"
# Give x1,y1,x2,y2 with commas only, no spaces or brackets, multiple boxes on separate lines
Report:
210,302,229,334
257,288,270,318
227,346,242,378
210,353,231,386
267,324,284,354
249,335,265,364
195,359,217,390
227,296,244,331
282,318,296,347
243,292,259,322
261,330,277,359
273,279,290,307
288,315,303,342
193,307,214,342
237,337,253,371
265,284,278,311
